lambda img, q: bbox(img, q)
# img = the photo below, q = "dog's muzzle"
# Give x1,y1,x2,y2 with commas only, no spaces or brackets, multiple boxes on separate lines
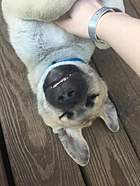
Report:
43,64,88,111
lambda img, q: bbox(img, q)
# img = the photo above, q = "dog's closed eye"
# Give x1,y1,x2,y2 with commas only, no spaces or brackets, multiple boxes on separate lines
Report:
59,111,74,120
86,94,99,107
59,94,99,119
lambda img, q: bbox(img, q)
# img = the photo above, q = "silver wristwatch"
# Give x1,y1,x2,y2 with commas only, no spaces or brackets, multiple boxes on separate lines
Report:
88,7,122,49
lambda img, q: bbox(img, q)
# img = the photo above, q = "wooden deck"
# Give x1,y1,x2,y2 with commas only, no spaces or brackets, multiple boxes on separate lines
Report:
0,0,140,185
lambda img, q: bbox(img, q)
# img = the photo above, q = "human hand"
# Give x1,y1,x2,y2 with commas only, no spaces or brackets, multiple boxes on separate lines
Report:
55,0,102,38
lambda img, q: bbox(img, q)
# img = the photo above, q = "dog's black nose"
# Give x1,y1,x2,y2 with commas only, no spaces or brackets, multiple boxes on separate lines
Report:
43,65,88,111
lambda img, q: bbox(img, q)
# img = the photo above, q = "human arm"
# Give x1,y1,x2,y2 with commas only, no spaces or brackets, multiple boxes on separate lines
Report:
56,0,140,76
97,12,140,76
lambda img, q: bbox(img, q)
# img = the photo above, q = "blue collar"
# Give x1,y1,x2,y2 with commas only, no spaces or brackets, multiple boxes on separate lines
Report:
49,57,86,67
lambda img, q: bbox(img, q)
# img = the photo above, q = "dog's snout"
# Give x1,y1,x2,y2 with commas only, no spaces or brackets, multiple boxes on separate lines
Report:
57,90,76,103
43,65,88,110
55,78,86,109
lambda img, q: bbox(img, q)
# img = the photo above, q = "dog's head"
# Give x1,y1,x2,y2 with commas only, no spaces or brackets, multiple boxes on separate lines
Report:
37,59,119,166
37,60,107,128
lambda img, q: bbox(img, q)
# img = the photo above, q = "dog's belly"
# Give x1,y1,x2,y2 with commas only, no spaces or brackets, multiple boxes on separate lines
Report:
4,15,94,72
2,0,77,21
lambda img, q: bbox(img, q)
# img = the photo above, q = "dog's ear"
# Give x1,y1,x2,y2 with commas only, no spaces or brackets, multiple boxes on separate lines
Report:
99,98,119,132
53,128,90,166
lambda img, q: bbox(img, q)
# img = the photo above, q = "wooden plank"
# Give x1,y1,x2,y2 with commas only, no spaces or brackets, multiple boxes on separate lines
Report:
81,120,140,186
0,125,15,186
0,151,9,186
129,0,140,16
92,48,140,159
93,47,140,156
92,0,140,160
124,0,140,18
0,3,85,186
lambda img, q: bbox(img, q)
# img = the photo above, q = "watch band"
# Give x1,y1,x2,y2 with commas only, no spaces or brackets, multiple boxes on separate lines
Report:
88,7,122,49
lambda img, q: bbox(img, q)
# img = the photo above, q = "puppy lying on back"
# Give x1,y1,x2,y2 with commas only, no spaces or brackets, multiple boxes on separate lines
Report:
2,0,125,166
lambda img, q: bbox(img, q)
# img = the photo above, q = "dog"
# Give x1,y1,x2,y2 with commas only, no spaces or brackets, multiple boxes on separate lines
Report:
2,0,125,166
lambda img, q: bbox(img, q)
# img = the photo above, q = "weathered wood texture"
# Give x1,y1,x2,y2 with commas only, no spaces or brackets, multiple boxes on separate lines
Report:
82,121,140,186
93,0,140,160
0,0,140,186
0,151,9,186
130,0,140,16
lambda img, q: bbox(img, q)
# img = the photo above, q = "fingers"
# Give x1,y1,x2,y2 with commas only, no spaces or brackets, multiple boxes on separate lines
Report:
55,0,102,38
